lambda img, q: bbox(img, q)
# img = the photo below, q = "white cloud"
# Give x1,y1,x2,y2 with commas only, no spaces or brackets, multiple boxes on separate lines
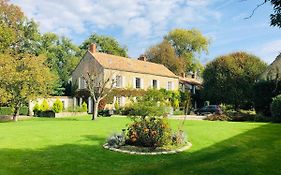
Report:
11,0,221,39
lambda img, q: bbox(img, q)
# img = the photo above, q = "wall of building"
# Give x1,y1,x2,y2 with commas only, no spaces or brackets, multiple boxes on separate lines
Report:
71,51,104,90
104,69,179,90
29,96,74,115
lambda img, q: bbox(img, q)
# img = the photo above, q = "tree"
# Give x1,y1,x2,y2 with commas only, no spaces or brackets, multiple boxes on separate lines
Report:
145,40,185,75
82,71,115,120
0,53,56,121
203,52,267,109
0,0,41,55
39,33,81,95
268,0,281,27
80,33,128,57
165,28,209,73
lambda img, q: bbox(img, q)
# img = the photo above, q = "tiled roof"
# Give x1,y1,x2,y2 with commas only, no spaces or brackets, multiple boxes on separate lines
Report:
179,76,202,86
89,51,178,78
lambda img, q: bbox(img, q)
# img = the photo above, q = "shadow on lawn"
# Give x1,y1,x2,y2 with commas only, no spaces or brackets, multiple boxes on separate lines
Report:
0,124,281,175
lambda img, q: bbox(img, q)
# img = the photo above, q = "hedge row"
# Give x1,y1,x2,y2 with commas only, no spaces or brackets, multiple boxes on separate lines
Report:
0,106,29,115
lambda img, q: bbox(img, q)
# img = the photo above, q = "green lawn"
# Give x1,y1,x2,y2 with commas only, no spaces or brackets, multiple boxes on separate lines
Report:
0,115,280,175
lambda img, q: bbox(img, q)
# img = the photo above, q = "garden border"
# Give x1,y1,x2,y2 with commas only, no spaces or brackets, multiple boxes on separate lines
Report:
103,142,192,155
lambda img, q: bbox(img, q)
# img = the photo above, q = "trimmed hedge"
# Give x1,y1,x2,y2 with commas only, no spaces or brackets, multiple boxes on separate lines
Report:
0,106,29,115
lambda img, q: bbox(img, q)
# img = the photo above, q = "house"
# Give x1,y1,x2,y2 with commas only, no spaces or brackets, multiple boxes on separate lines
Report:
179,73,203,109
71,44,179,112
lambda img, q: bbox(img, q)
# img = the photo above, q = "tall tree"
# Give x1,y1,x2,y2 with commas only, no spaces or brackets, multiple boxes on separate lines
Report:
0,0,41,55
145,40,185,75
39,33,81,95
80,33,128,57
268,0,281,27
82,71,115,120
203,52,267,109
0,53,56,121
165,28,209,73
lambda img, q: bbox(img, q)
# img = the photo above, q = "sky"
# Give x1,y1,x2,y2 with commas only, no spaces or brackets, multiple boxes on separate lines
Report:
11,0,281,64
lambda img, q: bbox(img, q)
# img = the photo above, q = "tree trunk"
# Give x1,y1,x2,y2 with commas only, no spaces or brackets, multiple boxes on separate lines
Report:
13,106,20,122
92,100,99,120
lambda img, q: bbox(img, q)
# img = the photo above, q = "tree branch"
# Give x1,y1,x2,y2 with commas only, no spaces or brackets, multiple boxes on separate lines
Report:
244,0,267,20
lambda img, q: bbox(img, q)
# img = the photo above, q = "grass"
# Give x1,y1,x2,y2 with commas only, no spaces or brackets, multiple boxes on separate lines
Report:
0,115,281,175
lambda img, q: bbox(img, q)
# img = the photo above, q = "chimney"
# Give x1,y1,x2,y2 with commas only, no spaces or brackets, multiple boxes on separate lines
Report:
89,43,96,53
138,54,147,61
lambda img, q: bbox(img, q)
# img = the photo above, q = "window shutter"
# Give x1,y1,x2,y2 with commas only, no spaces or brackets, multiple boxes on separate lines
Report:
78,77,81,89
121,96,126,106
121,76,125,88
141,78,144,89
172,82,174,90
133,77,136,88
157,80,160,89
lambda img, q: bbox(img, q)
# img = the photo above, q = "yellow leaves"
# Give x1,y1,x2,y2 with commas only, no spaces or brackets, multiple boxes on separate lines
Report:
0,53,57,104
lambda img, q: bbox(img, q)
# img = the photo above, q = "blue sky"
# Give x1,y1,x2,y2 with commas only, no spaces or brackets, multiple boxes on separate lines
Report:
12,0,281,64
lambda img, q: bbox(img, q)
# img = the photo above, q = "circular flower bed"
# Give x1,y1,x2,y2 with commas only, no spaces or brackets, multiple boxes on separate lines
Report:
103,142,192,155
103,89,192,155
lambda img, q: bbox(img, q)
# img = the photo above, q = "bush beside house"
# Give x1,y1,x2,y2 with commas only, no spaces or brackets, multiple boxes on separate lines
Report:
0,106,29,116
33,99,87,117
271,94,281,122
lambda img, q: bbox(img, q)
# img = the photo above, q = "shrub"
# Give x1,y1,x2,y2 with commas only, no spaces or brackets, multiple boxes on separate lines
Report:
98,109,113,117
0,107,12,115
33,102,41,113
98,99,106,110
114,100,119,110
173,110,184,115
171,130,187,145
19,106,28,115
271,94,281,122
82,102,87,112
40,99,50,112
106,132,126,148
0,106,28,115
52,99,63,113
253,80,281,116
126,117,172,148
206,114,231,121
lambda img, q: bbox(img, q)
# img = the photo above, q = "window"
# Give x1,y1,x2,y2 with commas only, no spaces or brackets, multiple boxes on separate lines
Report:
116,96,122,106
167,81,173,90
152,80,158,89
116,75,122,88
135,77,141,89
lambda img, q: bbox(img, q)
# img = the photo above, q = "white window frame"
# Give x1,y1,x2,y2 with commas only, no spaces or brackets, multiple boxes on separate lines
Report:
167,81,173,90
152,79,158,89
78,77,81,89
135,77,141,89
115,75,123,88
